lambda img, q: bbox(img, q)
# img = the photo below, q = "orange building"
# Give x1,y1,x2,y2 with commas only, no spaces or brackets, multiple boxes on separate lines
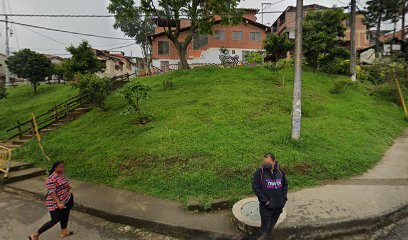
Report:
150,9,271,69
271,4,371,50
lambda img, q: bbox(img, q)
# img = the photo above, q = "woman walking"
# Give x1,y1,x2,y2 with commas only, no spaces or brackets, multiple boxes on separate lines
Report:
29,161,74,240
252,153,288,240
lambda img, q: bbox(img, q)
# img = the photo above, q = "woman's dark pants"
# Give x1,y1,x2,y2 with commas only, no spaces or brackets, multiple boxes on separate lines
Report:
257,204,282,240
37,195,74,234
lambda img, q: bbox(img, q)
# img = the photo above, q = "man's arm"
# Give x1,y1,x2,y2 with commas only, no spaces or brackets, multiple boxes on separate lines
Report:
252,169,268,204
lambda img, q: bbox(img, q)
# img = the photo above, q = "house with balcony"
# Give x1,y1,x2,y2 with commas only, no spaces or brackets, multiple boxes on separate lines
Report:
150,8,271,70
271,4,371,50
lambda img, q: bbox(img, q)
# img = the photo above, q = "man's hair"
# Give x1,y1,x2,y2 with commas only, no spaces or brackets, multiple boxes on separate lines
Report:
264,153,275,160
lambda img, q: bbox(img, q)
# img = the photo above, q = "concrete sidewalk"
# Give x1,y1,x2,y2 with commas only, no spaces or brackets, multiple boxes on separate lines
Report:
5,129,408,239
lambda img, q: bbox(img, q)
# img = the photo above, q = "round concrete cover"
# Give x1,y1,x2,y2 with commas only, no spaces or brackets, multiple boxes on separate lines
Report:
232,197,286,234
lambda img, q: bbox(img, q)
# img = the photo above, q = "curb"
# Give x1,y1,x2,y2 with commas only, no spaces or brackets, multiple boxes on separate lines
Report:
274,203,408,240
5,184,408,240
4,185,244,240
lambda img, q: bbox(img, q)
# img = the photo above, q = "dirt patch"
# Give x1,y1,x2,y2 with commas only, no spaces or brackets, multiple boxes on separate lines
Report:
282,163,313,175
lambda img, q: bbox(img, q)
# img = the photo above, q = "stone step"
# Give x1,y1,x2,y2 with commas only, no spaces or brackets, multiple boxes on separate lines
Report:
11,139,30,145
8,161,34,171
19,135,33,140
0,143,21,149
3,167,46,183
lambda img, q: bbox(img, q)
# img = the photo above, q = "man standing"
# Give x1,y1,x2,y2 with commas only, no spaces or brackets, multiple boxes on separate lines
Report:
252,153,288,240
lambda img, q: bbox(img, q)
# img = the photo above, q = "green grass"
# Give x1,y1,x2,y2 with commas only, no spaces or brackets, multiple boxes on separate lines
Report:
0,84,77,139
9,67,407,205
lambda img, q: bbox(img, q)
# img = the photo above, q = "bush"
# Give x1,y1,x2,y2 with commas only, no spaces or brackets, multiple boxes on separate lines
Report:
264,58,293,75
319,47,350,75
370,83,401,104
362,57,405,85
120,81,152,124
0,86,7,99
245,52,263,66
73,74,112,109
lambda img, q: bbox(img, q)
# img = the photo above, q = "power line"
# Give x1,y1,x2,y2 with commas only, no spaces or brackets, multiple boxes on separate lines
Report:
0,14,115,18
0,19,134,40
0,11,286,18
18,24,69,46
106,42,136,50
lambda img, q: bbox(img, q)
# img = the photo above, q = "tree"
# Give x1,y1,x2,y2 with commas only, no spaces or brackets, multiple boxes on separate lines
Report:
303,8,347,70
120,81,152,124
140,0,242,69
263,33,293,62
365,0,388,56
7,49,52,94
51,63,65,83
64,41,105,80
108,0,155,71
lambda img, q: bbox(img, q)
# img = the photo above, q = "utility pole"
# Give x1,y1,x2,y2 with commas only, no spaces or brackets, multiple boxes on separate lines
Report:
2,0,10,87
350,0,357,82
402,0,406,43
291,0,303,140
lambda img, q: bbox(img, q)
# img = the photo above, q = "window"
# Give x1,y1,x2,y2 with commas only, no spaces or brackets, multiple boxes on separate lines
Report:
214,30,225,40
232,50,236,54
158,41,169,55
232,31,243,40
250,32,261,41
193,34,209,50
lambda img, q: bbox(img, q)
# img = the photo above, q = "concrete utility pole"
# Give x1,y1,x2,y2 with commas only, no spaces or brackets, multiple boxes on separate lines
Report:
350,0,357,82
2,0,10,87
291,0,303,140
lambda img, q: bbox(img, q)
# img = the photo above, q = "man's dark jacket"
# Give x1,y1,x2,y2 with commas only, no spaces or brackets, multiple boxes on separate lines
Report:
252,164,288,209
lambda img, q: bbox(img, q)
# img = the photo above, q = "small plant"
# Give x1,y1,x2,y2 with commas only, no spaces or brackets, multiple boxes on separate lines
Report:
245,52,263,66
120,81,152,124
0,86,7,99
74,74,112,110
163,79,175,90
264,62,284,75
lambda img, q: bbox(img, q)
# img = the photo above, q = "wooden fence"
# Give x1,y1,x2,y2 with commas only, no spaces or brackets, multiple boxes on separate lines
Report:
5,73,135,140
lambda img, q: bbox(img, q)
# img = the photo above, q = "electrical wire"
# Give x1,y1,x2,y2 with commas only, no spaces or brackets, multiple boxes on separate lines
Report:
106,42,136,50
0,19,134,40
17,24,68,46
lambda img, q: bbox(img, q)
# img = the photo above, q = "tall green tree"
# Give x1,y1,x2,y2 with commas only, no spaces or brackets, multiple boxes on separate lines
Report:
7,49,52,94
64,41,105,80
303,8,347,70
263,33,293,62
108,0,155,70
140,0,242,69
366,0,389,56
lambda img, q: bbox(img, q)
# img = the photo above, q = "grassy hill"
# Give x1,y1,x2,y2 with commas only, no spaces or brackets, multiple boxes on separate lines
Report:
8,67,407,204
0,84,77,139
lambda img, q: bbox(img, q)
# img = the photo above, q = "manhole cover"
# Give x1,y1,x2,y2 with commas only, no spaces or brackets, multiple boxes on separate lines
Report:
232,196,286,234
240,201,261,221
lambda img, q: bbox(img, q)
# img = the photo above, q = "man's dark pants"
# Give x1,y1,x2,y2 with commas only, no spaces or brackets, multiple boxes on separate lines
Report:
257,204,282,240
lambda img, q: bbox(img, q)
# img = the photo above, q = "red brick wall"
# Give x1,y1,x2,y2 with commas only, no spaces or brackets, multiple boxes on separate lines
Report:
151,22,268,60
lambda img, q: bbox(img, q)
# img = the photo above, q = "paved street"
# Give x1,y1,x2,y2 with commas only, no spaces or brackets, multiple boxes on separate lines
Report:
0,191,178,240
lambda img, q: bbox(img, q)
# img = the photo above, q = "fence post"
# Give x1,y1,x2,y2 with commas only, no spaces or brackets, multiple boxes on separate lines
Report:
17,121,22,139
30,119,36,136
64,104,70,122
54,105,58,121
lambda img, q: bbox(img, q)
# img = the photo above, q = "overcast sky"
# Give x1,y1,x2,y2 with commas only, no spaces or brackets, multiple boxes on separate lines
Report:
0,0,388,58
